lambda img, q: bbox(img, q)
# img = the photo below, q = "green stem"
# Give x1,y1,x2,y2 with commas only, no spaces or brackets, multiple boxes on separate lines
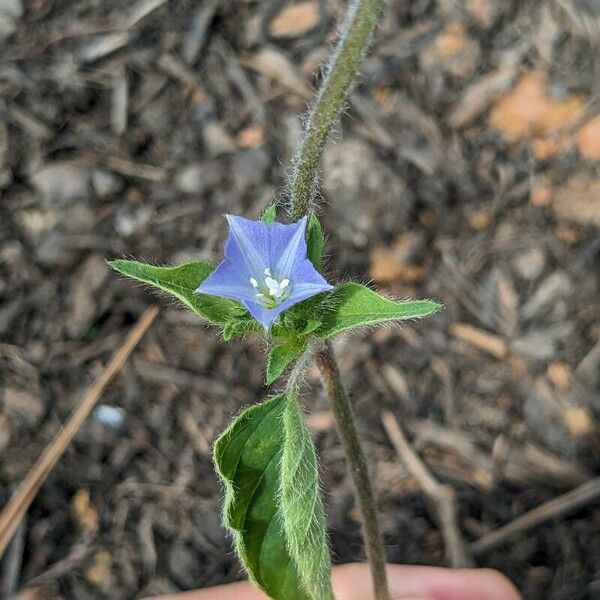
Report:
288,0,384,220
286,1,389,597
316,342,390,600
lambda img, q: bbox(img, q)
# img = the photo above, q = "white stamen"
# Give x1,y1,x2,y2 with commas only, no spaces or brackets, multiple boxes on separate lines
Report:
251,269,292,306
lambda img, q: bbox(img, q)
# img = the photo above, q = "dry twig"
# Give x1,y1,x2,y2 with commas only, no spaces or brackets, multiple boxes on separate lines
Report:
381,410,473,568
471,476,600,555
0,306,159,558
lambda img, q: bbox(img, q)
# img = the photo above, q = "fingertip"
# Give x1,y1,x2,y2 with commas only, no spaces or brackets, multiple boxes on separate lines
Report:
471,568,522,600
383,564,521,600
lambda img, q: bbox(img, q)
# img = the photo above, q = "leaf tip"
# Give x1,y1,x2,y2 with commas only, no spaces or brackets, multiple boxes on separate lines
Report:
424,299,444,315
107,258,127,273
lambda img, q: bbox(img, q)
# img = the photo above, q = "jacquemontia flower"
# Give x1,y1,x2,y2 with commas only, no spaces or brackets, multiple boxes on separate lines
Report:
196,215,332,329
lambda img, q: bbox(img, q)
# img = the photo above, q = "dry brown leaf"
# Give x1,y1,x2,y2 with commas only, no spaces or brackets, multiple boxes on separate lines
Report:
552,173,600,227
489,71,586,159
269,1,320,39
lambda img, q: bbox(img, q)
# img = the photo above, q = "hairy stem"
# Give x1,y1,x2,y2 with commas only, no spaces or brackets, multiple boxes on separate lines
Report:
316,342,390,600
286,1,389,596
288,0,384,220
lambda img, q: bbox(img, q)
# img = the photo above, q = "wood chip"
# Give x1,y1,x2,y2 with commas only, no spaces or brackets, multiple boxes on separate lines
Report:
562,406,594,438
268,1,320,39
369,235,428,284
546,362,573,392
307,411,333,432
552,173,600,227
78,32,130,63
235,124,264,148
125,0,168,29
85,549,112,588
241,48,311,98
450,323,508,359
448,67,516,128
111,67,128,136
489,71,586,159
0,413,10,453
70,489,99,533
421,21,481,78
530,182,553,207
576,113,600,160
465,0,500,28
468,209,492,230
1,388,44,427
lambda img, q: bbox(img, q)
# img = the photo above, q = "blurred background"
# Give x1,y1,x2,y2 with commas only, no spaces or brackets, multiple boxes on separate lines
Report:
1,0,599,598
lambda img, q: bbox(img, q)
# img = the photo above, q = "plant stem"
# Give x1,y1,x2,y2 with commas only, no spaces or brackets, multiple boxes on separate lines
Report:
316,342,390,600
287,1,389,596
288,0,384,220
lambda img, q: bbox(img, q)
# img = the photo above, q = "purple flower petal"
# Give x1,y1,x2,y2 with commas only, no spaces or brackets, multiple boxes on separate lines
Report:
225,215,270,275
196,259,257,304
288,258,332,294
270,217,308,276
195,214,333,328
242,300,289,329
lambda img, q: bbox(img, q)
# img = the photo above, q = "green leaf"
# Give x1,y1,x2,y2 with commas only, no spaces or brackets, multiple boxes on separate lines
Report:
214,395,311,600
314,282,442,338
266,341,305,385
281,394,333,599
108,259,243,325
262,203,278,224
306,214,325,271
222,317,260,341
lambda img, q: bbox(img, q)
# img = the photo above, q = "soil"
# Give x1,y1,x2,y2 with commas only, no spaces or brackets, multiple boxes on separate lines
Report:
1,1,599,599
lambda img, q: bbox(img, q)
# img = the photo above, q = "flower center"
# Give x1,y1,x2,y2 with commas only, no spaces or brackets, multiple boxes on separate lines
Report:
250,268,290,309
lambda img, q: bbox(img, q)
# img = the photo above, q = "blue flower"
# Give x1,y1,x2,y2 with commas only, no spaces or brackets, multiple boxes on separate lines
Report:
197,215,333,329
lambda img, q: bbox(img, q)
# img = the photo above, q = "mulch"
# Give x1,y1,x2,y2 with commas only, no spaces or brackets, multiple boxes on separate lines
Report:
1,1,599,598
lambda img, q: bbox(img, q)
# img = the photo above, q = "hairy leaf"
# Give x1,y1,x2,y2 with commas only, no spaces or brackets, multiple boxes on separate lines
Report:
306,214,325,271
222,317,262,341
314,282,442,338
262,203,278,224
266,341,305,385
109,259,246,325
281,394,333,599
214,395,309,599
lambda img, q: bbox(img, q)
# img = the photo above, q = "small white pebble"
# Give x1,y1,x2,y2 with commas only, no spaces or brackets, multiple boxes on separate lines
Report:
94,404,125,429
